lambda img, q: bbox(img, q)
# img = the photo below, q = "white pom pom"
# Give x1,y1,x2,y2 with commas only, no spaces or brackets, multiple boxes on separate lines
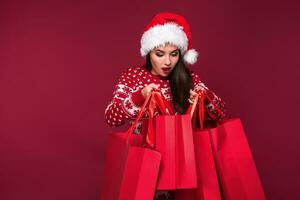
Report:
183,49,198,65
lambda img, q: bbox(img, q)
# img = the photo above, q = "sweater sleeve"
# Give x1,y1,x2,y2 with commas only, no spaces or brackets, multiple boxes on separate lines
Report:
191,72,226,121
104,67,145,127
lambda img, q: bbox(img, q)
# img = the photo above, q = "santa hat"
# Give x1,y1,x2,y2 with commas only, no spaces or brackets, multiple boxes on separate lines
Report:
140,12,198,65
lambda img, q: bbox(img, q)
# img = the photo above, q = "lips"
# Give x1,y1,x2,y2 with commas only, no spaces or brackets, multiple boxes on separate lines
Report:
162,67,172,73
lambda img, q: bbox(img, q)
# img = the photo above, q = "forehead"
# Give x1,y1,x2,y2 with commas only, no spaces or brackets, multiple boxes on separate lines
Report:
154,43,179,52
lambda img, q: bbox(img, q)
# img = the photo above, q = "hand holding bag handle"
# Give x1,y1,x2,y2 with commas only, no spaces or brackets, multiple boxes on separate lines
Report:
151,89,174,115
125,89,171,147
187,90,225,129
125,91,153,144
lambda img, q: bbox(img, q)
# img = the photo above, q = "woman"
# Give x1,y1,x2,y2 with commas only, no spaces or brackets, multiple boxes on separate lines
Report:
105,12,226,200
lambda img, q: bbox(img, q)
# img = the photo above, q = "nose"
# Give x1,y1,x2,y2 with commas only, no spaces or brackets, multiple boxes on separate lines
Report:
164,55,171,66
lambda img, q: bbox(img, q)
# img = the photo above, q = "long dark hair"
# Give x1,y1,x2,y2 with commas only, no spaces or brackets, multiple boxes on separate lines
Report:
145,52,194,114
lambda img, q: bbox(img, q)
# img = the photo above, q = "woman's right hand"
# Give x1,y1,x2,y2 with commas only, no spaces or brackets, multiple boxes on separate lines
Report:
141,83,160,99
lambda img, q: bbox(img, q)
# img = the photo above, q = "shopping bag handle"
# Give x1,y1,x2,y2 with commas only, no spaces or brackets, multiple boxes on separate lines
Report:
151,89,174,115
144,89,173,147
187,90,205,129
125,91,152,139
187,90,225,129
125,89,171,147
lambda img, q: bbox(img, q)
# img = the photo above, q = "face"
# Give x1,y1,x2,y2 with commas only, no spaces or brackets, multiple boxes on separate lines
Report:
149,43,180,77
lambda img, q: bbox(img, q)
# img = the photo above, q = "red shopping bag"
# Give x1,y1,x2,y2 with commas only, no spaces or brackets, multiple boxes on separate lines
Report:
155,114,198,190
176,92,222,200
101,93,161,200
210,118,266,200
151,91,197,190
175,129,221,200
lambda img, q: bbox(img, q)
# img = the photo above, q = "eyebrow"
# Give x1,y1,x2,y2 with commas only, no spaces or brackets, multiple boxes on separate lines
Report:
155,49,179,53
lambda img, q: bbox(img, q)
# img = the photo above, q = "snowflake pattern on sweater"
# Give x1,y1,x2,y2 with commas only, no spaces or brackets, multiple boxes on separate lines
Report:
105,66,226,132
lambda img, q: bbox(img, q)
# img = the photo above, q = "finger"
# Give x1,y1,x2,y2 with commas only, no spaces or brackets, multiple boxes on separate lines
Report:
147,86,154,93
195,85,203,90
188,98,194,104
189,89,194,96
190,89,197,95
195,86,206,94
150,84,160,90
190,91,197,100
153,84,160,89
149,83,159,88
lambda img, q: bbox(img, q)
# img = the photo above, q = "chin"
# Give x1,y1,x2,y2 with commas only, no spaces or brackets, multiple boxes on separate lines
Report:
158,72,169,77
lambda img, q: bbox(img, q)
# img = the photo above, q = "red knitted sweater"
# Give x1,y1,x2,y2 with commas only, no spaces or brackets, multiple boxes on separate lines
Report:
105,65,226,133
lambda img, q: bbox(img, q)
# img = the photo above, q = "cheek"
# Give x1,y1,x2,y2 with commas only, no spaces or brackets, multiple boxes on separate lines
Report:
171,56,180,65
151,56,163,68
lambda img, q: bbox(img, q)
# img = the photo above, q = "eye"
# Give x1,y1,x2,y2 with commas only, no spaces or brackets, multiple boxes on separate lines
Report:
155,53,163,57
171,52,179,57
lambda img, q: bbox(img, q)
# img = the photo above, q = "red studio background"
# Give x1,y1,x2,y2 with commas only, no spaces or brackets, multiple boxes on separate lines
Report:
0,0,299,199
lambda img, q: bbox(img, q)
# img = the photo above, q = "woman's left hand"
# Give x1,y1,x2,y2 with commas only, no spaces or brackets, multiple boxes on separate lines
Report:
188,86,207,104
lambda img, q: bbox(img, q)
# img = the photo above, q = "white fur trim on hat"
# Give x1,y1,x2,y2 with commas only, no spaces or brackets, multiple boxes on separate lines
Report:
183,49,198,65
140,23,188,57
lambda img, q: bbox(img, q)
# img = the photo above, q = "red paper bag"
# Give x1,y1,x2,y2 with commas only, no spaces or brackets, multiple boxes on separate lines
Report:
152,92,197,190
101,133,161,200
209,118,266,200
176,129,222,200
176,92,222,200
101,93,161,200
146,91,197,190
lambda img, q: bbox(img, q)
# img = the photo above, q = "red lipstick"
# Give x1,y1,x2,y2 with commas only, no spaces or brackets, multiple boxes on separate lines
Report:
162,67,172,74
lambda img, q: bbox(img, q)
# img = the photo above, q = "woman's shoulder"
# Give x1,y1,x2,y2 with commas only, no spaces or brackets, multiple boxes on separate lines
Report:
116,65,148,84
120,65,146,75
